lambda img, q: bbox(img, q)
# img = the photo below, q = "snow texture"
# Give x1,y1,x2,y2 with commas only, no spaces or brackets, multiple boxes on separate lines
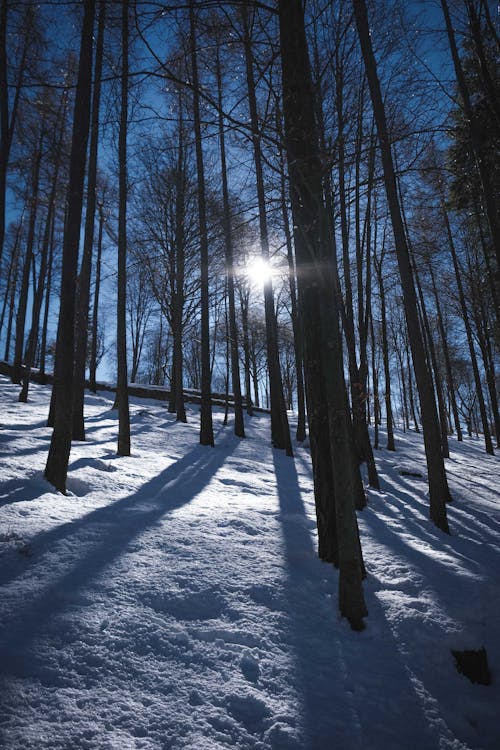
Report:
0,375,499,749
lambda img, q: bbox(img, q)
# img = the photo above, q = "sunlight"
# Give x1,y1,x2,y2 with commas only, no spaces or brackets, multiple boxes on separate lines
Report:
246,257,273,286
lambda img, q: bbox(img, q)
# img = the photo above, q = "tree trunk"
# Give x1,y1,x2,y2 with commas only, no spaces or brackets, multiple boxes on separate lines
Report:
443,202,494,455
279,0,367,629
239,288,253,416
353,0,450,532
216,44,244,438
428,261,462,442
12,127,43,384
89,203,103,392
376,256,395,452
242,7,292,456
189,1,213,447
73,0,105,440
116,0,131,456
44,0,95,493
411,253,450,458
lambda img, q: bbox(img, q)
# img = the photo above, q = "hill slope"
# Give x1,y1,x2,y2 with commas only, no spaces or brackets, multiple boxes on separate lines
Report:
0,375,499,749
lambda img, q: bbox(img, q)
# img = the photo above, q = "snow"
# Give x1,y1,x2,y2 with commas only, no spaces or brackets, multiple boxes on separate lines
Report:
0,374,499,750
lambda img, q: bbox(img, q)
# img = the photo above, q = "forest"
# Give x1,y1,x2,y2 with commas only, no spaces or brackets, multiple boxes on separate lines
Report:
0,0,499,748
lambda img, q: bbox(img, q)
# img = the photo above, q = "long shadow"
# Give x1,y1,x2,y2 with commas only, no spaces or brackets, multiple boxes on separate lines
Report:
0,419,50,432
271,450,366,748
0,435,239,674
272,450,445,749
375,472,500,565
0,475,48,507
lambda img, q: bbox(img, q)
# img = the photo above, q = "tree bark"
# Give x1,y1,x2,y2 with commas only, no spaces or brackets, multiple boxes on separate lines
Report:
12,126,44,385
45,0,95,493
189,1,214,447
73,0,105,440
443,202,494,455
242,6,292,456
116,0,131,456
353,0,450,532
216,44,244,438
279,0,367,629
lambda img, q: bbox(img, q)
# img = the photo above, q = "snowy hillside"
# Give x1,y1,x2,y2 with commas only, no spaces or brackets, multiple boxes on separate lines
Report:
0,374,499,750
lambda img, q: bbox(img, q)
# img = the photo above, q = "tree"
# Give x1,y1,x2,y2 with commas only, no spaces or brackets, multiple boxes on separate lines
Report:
189,0,213,447
72,0,106,440
44,0,96,493
115,0,131,456
279,0,367,629
353,0,451,533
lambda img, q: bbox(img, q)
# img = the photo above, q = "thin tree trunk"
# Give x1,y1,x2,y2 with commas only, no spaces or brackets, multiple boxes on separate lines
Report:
242,7,292,456
89,203,103,392
0,0,31,270
406,337,420,433
189,1,213,447
370,311,379,449
428,261,462,441
73,0,105,440
216,44,244,438
240,288,253,416
276,99,306,440
116,0,131,456
375,253,395,452
443,202,494,455
19,199,54,402
354,0,450,532
12,127,44,384
411,254,450,458
0,0,8,269
0,214,22,340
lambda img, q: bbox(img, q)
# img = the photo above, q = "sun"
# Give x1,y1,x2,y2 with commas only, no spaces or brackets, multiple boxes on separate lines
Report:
246,257,273,286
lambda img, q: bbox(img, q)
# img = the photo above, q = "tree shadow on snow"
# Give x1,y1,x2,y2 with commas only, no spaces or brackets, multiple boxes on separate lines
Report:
0,433,239,674
0,474,50,507
272,450,439,750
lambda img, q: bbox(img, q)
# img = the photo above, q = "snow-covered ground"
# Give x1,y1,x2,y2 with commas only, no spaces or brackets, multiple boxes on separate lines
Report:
0,374,499,750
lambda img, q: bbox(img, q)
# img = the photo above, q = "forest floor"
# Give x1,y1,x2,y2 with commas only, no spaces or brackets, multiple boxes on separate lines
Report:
0,374,499,750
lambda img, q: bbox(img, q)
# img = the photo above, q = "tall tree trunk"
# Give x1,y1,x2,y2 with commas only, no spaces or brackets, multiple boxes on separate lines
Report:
411,254,450,458
370,311,380,449
239,288,253,416
216,44,244,438
39,214,55,383
12,127,43,384
279,0,367,629
278,147,306,442
89,203,103,392
20,93,67,401
116,0,131,456
406,336,420,433
0,0,9,270
467,249,500,447
428,261,462,442
189,1,213,447
443,202,494,455
73,0,105,440
44,0,95,493
19,200,54,402
173,99,187,423
0,213,22,342
353,0,450,532
242,7,292,456
375,250,395,452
